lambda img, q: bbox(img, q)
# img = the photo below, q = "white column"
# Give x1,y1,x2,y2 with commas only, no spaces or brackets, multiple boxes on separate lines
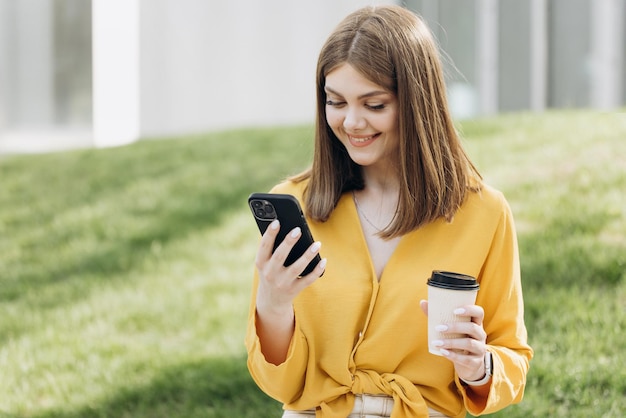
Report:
92,0,140,147
0,0,8,131
16,0,53,127
477,0,499,115
530,0,548,112
590,0,624,109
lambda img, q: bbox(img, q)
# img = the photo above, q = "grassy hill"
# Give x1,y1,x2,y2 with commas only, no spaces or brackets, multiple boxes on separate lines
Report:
0,110,624,417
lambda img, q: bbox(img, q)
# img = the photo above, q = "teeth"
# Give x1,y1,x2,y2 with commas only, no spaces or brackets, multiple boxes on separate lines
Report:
350,135,374,143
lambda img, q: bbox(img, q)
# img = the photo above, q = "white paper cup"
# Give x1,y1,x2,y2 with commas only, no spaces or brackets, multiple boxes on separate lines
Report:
427,271,479,356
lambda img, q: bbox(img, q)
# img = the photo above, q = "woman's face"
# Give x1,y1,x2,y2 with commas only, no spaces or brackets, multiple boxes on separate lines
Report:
324,63,399,169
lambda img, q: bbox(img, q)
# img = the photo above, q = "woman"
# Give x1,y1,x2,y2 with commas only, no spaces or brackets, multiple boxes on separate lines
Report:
246,5,532,418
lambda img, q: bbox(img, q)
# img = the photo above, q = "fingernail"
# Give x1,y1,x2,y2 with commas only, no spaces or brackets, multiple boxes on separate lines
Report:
290,227,301,238
453,308,466,315
432,340,444,347
310,241,321,252
270,220,279,230
318,258,327,269
435,325,448,332
440,348,451,356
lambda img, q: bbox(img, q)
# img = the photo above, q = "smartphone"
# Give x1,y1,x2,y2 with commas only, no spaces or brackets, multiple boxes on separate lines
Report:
248,193,322,277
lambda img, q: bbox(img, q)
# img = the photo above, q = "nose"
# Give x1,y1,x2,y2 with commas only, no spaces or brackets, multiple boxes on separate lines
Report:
343,107,366,131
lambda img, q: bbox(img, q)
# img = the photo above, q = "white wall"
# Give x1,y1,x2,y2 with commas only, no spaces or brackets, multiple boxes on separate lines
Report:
2,0,625,153
92,0,140,147
138,0,396,138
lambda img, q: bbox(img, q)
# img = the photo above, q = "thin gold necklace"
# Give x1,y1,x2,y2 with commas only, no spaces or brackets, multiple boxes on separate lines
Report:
353,190,385,232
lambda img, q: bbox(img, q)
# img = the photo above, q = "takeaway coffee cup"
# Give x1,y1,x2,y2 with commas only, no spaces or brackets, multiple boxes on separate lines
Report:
427,270,480,356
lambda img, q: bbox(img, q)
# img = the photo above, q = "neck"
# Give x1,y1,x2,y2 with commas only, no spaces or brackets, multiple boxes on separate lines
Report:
354,167,400,233
361,165,400,197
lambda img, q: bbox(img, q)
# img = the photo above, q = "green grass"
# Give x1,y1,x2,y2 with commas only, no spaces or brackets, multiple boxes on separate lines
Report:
0,110,624,417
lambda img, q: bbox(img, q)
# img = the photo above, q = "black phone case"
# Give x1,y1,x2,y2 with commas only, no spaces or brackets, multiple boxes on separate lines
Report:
248,193,322,277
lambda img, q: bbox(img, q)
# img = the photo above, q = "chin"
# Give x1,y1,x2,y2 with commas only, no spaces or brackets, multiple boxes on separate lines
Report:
348,154,377,167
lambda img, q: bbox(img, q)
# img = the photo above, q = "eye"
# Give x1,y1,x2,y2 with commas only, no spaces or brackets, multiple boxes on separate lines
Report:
366,103,386,111
326,99,345,108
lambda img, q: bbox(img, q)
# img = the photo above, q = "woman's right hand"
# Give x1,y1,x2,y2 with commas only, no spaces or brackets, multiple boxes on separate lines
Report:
254,219,326,315
253,219,325,365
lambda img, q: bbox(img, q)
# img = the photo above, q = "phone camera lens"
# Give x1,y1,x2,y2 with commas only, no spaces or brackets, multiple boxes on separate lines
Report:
251,199,276,220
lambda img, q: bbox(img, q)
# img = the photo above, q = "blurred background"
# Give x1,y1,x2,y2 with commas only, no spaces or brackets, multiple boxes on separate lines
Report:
0,0,624,154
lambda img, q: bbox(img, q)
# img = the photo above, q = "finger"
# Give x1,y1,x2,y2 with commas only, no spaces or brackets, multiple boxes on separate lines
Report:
295,257,327,288
442,321,487,343
438,336,484,356
437,343,486,381
256,220,280,265
270,226,303,266
419,300,428,317
453,305,485,326
285,240,323,278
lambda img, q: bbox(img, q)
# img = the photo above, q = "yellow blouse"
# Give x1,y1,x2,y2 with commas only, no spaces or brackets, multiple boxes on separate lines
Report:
246,179,533,418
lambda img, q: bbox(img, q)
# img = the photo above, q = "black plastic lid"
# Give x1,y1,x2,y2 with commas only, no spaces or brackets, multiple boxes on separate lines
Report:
426,270,479,291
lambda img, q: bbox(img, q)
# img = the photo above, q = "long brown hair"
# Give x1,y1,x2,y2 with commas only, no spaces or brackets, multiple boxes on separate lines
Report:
291,5,481,239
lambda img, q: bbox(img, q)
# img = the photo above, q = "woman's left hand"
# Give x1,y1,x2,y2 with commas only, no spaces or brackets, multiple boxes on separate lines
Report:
420,300,488,382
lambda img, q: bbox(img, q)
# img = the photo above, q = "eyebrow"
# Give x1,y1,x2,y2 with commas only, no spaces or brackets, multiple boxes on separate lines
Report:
324,86,390,100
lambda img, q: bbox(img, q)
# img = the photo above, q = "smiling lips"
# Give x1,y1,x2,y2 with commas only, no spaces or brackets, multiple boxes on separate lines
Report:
348,133,381,147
